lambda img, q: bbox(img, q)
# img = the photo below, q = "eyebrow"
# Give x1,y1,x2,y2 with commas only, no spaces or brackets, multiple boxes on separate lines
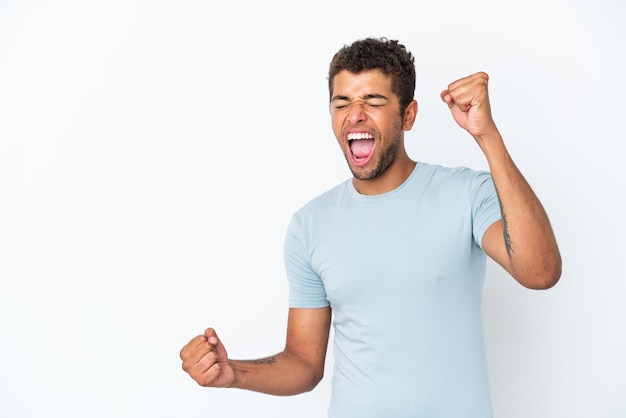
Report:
331,93,390,102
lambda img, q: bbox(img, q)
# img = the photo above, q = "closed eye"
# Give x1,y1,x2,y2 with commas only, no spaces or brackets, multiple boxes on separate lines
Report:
331,95,388,110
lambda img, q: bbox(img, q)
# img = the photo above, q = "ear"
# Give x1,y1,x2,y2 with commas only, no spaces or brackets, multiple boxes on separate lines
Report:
402,100,418,131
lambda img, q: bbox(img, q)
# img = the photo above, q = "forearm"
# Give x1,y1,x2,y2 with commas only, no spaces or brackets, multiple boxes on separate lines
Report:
229,349,324,396
478,131,562,288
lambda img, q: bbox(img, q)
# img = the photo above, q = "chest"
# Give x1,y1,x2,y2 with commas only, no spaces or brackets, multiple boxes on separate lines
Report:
308,200,478,308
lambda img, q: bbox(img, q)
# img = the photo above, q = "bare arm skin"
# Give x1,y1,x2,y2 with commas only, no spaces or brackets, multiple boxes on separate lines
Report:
441,72,562,289
180,307,332,395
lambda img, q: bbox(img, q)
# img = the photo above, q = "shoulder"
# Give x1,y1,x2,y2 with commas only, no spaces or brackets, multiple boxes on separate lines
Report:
285,179,350,244
294,179,350,215
415,162,492,190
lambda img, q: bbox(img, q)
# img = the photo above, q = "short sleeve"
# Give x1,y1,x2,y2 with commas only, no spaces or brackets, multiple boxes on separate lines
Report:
284,214,330,308
471,171,502,249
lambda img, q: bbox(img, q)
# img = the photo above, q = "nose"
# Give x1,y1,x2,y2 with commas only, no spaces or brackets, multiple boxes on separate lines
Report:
347,102,367,125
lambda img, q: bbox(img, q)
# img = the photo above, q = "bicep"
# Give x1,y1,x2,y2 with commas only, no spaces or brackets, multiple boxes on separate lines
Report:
285,307,332,373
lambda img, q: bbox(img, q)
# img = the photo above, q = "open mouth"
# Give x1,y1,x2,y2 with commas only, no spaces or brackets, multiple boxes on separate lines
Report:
348,132,375,166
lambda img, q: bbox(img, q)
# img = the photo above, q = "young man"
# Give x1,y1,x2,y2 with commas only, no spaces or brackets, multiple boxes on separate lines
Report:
180,38,561,417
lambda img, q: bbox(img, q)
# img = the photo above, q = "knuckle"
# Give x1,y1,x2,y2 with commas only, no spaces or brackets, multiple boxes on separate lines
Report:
198,351,218,367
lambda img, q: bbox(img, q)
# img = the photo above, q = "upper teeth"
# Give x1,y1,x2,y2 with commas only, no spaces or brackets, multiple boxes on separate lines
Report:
348,133,373,140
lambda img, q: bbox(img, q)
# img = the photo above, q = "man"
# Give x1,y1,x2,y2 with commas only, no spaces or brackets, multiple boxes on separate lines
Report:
180,37,561,417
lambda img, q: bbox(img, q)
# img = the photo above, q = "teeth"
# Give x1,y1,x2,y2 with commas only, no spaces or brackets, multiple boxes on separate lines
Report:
347,132,374,141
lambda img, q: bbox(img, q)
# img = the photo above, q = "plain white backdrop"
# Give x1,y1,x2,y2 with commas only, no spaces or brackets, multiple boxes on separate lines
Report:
1,1,624,417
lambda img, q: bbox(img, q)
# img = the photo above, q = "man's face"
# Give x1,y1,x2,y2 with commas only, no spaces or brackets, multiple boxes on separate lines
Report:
330,69,406,181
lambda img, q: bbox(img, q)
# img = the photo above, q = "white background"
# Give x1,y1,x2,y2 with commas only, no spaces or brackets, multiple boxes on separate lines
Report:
1,1,624,417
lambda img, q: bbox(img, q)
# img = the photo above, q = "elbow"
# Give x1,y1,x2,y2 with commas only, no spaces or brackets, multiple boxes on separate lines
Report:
302,365,325,393
519,254,562,290
525,269,561,290
283,348,326,394
272,367,324,396
541,251,563,289
304,372,324,393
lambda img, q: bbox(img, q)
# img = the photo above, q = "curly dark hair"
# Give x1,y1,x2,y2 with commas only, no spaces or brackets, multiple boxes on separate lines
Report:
328,37,416,113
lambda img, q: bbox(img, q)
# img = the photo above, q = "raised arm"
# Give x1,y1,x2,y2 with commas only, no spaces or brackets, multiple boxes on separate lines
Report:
180,306,332,395
441,72,562,289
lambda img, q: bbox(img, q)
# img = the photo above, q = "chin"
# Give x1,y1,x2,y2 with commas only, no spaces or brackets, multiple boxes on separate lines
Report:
350,165,380,181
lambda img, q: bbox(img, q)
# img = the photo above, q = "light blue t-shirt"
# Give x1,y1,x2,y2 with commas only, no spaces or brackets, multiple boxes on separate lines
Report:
284,162,502,418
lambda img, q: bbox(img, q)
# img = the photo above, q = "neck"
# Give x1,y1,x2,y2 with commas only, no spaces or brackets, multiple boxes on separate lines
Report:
353,157,416,195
